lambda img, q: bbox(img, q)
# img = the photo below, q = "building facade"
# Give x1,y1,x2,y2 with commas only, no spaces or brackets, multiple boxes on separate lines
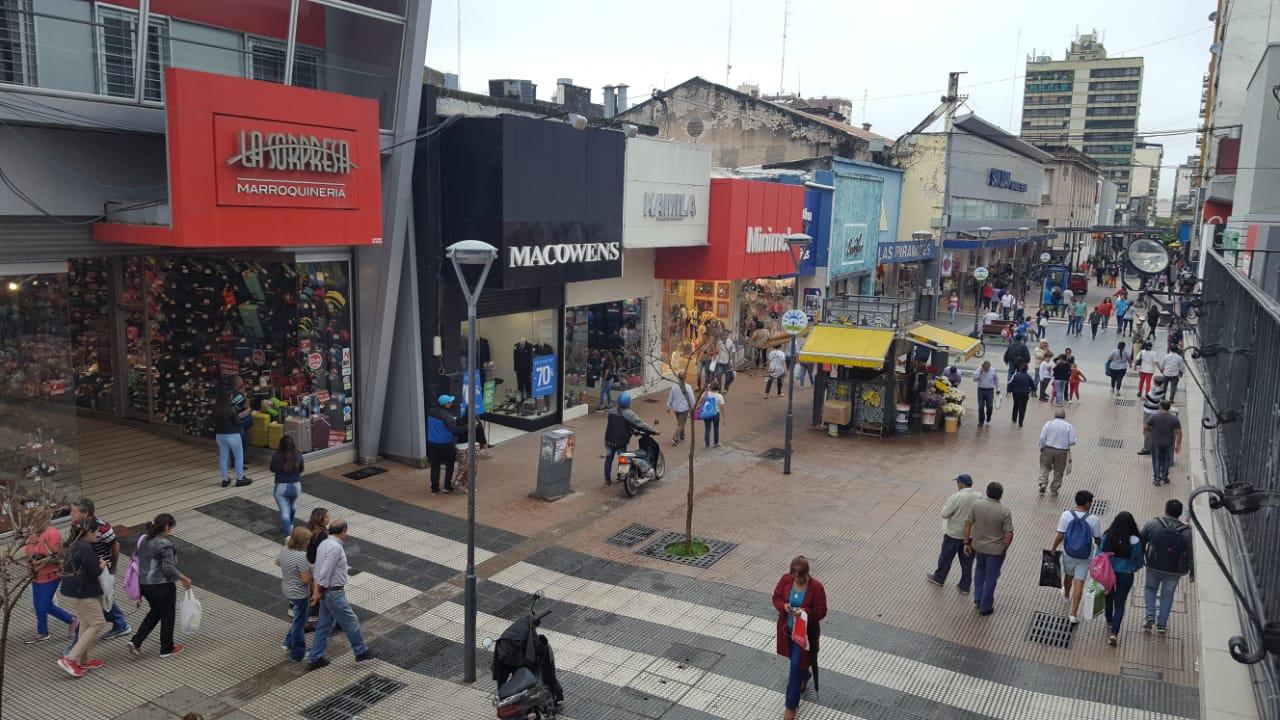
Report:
1130,141,1164,226
1038,147,1101,259
1021,32,1144,220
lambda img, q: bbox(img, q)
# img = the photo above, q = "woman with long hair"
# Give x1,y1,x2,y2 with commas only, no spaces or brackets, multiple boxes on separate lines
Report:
277,527,313,661
303,508,330,621
772,556,827,720
1102,511,1145,646
128,513,192,658
212,388,251,488
270,435,306,539
23,514,74,644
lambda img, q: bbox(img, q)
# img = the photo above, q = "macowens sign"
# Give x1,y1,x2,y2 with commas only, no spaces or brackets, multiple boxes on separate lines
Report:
510,242,621,267
655,178,804,280
95,68,381,248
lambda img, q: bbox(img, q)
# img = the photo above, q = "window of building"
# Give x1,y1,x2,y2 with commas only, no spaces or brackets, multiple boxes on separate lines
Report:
1024,94,1071,106
1088,80,1139,91
1085,119,1136,129
1084,143,1133,155
1026,81,1072,93
1086,106,1136,117
247,36,322,88
1024,107,1071,117
1089,67,1141,78
0,0,36,86
1027,70,1074,81
951,197,1035,220
1089,93,1138,104
1117,183,1129,193
96,4,169,102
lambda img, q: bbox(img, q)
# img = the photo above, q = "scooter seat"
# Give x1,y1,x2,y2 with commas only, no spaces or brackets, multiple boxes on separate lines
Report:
498,667,540,699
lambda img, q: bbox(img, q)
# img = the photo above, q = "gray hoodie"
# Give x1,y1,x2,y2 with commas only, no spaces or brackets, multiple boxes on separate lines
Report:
136,535,181,585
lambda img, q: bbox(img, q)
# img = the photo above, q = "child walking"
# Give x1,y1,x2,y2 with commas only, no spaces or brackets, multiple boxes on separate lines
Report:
1069,364,1087,404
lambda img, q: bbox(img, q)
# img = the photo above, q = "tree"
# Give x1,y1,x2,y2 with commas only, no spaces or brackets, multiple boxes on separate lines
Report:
0,476,62,712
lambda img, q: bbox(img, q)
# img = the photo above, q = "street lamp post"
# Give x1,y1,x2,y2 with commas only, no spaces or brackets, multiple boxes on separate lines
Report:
446,239,498,684
1015,226,1030,300
782,233,812,476
971,227,992,336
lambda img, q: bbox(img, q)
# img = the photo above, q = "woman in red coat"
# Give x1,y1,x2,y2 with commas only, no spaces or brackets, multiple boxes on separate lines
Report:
772,556,827,719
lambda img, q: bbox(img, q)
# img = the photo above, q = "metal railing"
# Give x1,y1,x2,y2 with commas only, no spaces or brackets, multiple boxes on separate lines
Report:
822,295,916,329
1197,249,1280,704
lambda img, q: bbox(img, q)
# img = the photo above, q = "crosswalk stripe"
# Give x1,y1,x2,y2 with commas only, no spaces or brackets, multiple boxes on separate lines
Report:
484,561,1188,720
237,483,494,570
411,601,871,720
173,509,419,614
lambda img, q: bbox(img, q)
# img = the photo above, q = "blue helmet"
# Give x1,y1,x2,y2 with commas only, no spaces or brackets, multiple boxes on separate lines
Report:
617,392,632,409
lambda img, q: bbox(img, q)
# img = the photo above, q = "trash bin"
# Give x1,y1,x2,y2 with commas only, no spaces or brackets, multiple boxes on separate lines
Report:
535,428,575,500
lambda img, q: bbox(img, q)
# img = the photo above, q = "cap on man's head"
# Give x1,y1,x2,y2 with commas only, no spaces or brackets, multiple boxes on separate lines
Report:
954,474,973,486
437,394,455,405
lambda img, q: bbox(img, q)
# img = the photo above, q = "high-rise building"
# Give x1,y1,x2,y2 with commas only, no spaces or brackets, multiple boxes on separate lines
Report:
1021,32,1143,222
1129,140,1163,226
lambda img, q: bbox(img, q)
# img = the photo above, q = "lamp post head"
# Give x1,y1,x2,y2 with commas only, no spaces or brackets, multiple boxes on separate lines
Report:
978,226,993,241
1017,226,1030,238
619,123,639,138
784,233,812,272
446,239,499,266
911,231,932,241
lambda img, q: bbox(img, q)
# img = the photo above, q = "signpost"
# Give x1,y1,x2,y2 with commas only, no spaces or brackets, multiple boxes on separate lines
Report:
972,266,989,337
781,309,809,475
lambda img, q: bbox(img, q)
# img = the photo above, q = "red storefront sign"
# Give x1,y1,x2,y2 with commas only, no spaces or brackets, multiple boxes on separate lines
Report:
94,68,382,248
654,179,804,280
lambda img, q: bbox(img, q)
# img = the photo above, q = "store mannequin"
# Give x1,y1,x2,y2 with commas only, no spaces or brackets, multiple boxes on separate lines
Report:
514,338,534,399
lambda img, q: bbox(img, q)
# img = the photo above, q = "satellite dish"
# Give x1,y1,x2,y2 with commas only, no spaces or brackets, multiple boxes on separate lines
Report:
1127,238,1170,276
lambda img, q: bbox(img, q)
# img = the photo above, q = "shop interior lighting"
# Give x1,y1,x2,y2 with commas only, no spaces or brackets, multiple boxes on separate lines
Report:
6,281,18,291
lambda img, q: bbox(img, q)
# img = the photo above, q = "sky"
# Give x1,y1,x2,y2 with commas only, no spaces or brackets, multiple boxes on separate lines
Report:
425,0,1224,200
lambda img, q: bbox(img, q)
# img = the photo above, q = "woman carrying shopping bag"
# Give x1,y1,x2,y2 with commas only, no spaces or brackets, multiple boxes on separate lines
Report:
772,556,827,720
1102,512,1144,646
128,513,192,658
58,522,108,677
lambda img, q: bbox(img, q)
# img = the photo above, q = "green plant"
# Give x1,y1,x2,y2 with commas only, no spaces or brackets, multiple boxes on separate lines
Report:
665,539,710,558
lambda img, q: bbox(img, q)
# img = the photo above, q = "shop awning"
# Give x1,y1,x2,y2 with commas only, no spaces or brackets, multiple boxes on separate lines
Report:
907,324,982,359
796,326,894,369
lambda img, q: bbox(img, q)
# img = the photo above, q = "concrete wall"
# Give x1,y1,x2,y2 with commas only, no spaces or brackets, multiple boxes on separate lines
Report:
897,135,947,242
0,126,167,216
1234,44,1280,219
1040,159,1100,230
947,131,1043,235
622,138,711,249
1207,0,1280,174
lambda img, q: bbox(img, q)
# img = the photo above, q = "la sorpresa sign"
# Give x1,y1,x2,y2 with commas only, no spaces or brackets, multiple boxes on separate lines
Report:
214,115,362,210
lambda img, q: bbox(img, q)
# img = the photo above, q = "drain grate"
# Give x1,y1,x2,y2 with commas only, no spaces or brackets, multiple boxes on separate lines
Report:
343,466,388,481
1114,399,1137,407
642,397,660,403
1099,437,1124,448
637,531,738,569
608,523,659,548
1066,499,1109,516
302,674,406,720
1027,612,1075,649
759,447,786,460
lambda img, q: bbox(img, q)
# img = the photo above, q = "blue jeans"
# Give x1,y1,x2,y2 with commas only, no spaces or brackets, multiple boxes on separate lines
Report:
604,445,621,483
599,378,614,408
216,432,245,482
784,638,809,710
977,388,994,425
1054,380,1068,406
1105,571,1135,634
31,579,73,636
1145,569,1181,628
703,415,720,447
274,482,300,537
285,596,310,661
307,588,367,662
929,535,973,591
949,307,957,322
973,552,1005,613
1152,444,1173,483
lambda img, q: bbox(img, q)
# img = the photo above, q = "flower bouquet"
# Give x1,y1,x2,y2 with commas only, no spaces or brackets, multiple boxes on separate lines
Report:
939,402,966,417
944,388,966,404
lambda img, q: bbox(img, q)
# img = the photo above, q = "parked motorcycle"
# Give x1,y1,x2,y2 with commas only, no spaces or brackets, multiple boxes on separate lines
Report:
615,421,665,496
486,591,562,719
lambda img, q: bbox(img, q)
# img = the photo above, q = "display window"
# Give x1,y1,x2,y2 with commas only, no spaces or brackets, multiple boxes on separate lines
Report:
0,271,81,509
660,280,734,380
462,309,558,425
736,278,796,338
563,299,645,411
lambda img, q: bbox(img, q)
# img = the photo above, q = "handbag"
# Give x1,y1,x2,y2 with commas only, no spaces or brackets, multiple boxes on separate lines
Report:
1082,579,1106,620
1038,549,1062,588
791,610,810,651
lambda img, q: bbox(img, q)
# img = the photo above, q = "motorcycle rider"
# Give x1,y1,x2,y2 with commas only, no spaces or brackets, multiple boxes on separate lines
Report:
603,392,657,486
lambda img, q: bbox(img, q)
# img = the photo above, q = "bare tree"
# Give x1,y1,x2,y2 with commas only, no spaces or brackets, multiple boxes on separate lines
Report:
0,476,62,712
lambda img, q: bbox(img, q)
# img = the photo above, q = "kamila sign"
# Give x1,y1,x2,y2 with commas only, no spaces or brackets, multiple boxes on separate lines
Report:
987,168,1028,193
642,192,697,220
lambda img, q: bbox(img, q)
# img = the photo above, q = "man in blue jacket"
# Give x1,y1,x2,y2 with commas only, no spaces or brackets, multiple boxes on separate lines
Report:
427,395,461,494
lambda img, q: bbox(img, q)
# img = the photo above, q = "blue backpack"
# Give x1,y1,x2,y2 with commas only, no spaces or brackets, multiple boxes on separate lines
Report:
698,394,718,419
1063,511,1094,559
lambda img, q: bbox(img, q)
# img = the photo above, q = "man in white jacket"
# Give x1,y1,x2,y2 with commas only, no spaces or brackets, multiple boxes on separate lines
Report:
666,379,695,446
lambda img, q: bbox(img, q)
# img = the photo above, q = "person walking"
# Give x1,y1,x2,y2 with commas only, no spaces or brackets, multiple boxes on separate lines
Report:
1036,310,1049,341
1037,409,1077,496
426,395,461,495
1160,348,1185,403
751,321,770,369
1114,296,1131,335
1106,341,1130,397
948,291,960,323
700,382,725,449
277,527,314,662
306,519,373,670
1007,363,1036,427
981,282,994,311
764,345,787,398
1000,290,1015,320
1068,362,1087,404
598,351,618,409
23,515,74,644
270,436,305,539
973,362,999,428
1051,354,1072,408
1037,356,1054,402
1004,334,1031,382
128,513,192,658
714,333,737,393
772,556,826,720
1088,306,1102,339
1071,299,1088,336
1141,499,1193,634
67,498,129,641
665,378,694,446
1102,511,1145,646
1133,342,1159,398
213,388,252,488
1051,490,1103,624
1099,298,1113,330
1144,400,1182,486
962,482,1014,616
57,522,108,677
926,474,983,591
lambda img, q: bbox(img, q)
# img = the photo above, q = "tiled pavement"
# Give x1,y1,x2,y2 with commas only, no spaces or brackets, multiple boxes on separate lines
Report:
3,317,1201,719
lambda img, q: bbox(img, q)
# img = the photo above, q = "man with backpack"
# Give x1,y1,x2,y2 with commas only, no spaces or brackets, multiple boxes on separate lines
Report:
1003,334,1031,383
1140,499,1193,633
1050,490,1103,624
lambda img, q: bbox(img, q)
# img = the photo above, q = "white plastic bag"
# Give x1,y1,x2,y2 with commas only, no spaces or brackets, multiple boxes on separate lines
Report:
179,588,203,634
98,566,115,612
995,391,1004,409
1081,579,1105,621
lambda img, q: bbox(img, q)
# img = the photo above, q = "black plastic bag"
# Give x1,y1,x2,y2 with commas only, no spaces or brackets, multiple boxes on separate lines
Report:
1039,549,1062,588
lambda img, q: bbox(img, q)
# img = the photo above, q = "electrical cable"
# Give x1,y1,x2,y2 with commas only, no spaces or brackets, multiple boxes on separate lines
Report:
0,114,167,191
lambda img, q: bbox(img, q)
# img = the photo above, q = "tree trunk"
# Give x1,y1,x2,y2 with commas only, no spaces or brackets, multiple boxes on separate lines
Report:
1,602,15,716
686,410,695,554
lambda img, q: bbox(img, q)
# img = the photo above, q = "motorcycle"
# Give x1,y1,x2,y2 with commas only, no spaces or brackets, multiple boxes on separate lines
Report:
615,421,665,497
485,591,562,719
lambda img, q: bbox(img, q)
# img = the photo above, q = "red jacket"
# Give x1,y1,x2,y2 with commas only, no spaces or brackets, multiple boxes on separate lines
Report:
772,574,827,669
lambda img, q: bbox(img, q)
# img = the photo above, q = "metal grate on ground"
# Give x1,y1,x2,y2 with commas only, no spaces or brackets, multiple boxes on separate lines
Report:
1114,399,1137,407
1027,612,1075,649
1065,499,1109,516
758,447,786,460
607,523,659,548
1099,437,1125,448
302,674,406,720
344,466,388,481
637,531,738,569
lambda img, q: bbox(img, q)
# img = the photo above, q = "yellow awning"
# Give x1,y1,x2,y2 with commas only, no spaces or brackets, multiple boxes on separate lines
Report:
796,325,894,369
907,323,982,359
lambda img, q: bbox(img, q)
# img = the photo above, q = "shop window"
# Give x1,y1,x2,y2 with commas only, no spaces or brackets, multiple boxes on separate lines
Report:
564,300,645,412
0,0,36,86
461,309,558,424
247,35,322,89
0,270,80,510
68,259,113,414
96,4,169,102
297,0,402,129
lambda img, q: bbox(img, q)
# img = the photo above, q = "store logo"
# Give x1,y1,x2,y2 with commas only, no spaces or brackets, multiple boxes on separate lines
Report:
988,168,1028,193
642,192,697,220
227,130,356,200
746,226,794,254
509,242,621,267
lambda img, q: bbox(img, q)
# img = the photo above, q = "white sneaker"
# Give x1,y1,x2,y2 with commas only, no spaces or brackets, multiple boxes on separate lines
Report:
1069,615,1080,624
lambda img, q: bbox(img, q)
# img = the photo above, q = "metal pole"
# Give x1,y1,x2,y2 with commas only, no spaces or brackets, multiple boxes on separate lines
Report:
783,334,796,475
972,278,982,336
463,294,477,683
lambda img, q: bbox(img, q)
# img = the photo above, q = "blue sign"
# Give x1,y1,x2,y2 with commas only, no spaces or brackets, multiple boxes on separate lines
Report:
876,239,937,264
783,171,834,276
987,168,1028,193
532,353,557,399
463,369,485,413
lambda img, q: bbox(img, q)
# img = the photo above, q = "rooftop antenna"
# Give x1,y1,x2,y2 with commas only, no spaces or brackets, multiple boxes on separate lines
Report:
861,89,868,125
779,0,790,94
456,0,462,83
725,0,734,85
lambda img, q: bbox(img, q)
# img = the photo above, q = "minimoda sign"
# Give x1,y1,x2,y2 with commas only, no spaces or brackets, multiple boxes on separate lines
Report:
746,226,795,254
215,116,362,210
